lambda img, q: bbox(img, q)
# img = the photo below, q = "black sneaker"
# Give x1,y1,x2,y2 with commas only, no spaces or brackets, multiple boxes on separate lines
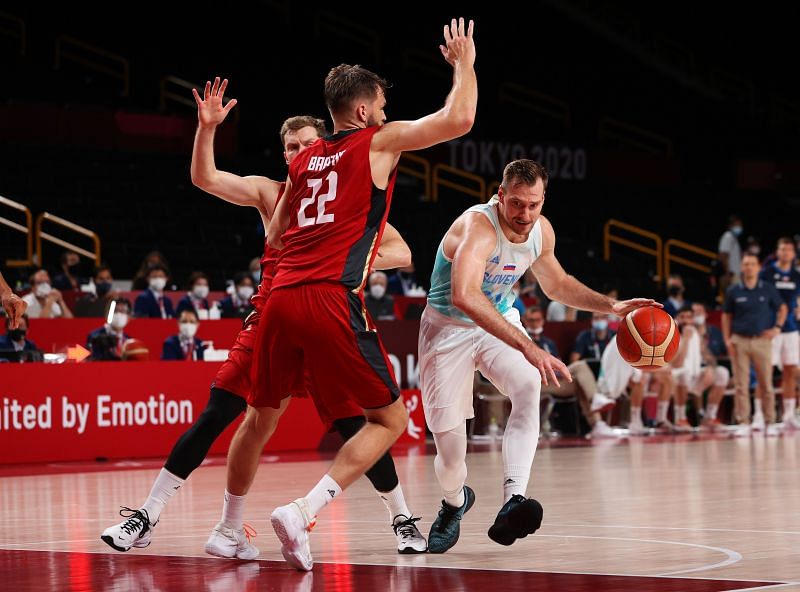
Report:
427,485,475,554
487,495,543,546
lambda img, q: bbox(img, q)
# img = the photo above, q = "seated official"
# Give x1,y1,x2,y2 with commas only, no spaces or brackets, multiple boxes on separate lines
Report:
176,271,212,318
161,310,207,361
134,264,175,319
219,272,255,320
0,314,43,362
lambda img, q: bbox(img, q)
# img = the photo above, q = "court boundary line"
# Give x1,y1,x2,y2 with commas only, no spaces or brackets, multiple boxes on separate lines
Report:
0,546,791,586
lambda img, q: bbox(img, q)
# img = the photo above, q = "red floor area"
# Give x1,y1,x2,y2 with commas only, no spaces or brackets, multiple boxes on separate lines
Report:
0,550,779,592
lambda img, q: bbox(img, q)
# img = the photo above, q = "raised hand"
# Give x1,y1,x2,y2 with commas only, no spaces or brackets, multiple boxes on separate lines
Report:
192,76,238,129
612,298,662,318
439,17,475,69
523,342,572,387
1,293,26,329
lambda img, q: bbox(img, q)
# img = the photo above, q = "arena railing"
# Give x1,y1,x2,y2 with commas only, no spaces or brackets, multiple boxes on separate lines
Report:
603,219,663,282
432,163,486,203
598,117,673,157
35,212,101,268
0,195,33,268
54,35,130,97
0,11,26,56
397,154,432,201
497,82,572,130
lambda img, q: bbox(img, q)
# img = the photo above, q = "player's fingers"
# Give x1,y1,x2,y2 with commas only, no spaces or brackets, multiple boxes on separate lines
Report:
218,78,228,100
204,81,211,100
458,16,465,37
537,362,548,386
211,76,220,96
467,19,474,38
451,18,458,39
223,98,237,113
439,45,448,59
557,360,573,383
545,360,561,388
191,88,202,106
443,24,453,44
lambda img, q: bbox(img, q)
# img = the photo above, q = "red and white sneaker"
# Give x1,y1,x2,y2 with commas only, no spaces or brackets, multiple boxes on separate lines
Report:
271,498,316,571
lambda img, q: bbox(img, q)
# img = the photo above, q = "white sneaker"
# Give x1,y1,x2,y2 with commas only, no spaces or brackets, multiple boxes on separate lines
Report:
204,522,260,560
101,507,155,552
590,393,616,413
627,421,648,436
733,424,752,437
752,413,765,431
590,420,617,438
766,423,782,437
271,498,315,571
782,415,800,430
392,514,427,554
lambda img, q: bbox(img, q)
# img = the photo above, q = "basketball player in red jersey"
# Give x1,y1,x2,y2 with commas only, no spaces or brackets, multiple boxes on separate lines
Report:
244,18,477,570
100,78,425,557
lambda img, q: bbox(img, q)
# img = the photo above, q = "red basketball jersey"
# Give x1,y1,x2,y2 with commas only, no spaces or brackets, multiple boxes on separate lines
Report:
271,127,398,291
250,182,285,313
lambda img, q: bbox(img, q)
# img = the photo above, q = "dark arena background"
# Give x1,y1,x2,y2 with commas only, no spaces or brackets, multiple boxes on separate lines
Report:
1,2,799,591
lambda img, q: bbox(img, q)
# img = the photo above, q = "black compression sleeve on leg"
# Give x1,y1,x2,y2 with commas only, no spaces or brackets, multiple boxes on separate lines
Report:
333,415,399,493
164,388,247,479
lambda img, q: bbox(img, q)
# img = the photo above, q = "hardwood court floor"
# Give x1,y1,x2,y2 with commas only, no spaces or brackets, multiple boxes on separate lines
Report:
1,433,799,591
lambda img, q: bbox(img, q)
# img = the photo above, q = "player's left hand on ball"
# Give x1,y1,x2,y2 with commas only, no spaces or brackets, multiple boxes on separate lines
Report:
612,298,661,318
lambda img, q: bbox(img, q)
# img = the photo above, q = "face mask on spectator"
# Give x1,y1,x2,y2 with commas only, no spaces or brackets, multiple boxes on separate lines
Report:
370,284,386,299
149,277,167,292
237,286,254,301
193,285,209,299
111,312,129,329
531,326,543,336
35,282,52,298
592,319,608,332
67,263,80,275
8,328,26,342
667,285,682,297
96,281,113,298
731,225,743,236
693,314,706,326
179,322,198,338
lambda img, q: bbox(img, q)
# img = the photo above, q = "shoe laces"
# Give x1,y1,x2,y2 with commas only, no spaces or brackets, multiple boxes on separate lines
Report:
392,516,422,540
243,522,257,543
290,499,317,531
118,507,150,537
434,501,462,531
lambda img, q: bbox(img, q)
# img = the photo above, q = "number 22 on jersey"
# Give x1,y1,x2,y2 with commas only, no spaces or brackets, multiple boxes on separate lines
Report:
298,171,338,227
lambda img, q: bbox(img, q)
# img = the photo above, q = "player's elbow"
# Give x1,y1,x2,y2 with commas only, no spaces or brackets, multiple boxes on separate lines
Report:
191,170,211,190
451,289,472,314
395,248,412,269
451,113,475,137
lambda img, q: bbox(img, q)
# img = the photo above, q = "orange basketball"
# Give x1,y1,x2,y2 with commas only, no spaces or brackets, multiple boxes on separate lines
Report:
616,306,680,370
121,338,150,361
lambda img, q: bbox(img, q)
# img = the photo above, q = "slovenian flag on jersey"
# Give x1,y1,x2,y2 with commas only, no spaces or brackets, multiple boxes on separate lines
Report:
503,264,516,271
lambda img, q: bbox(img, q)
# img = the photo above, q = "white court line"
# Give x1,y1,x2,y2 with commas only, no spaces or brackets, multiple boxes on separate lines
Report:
728,585,800,592
0,545,789,585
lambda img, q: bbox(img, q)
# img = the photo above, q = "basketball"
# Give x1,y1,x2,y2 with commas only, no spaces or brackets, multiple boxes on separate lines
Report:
121,338,150,361
616,306,680,370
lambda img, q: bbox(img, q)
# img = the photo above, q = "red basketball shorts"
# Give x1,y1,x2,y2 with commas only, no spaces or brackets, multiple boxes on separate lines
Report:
249,282,400,416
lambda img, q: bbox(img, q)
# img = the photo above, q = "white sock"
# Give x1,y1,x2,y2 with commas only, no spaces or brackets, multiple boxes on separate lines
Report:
140,468,184,525
221,490,246,530
657,401,670,423
377,484,411,523
754,399,763,416
630,406,642,426
305,474,342,517
784,398,796,418
501,385,539,503
675,405,686,422
706,403,719,420
503,465,530,502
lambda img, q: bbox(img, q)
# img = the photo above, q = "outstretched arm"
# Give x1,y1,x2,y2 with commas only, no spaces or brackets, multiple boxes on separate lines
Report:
451,214,570,386
0,272,26,328
372,18,477,156
190,77,277,207
532,216,660,317
373,224,412,270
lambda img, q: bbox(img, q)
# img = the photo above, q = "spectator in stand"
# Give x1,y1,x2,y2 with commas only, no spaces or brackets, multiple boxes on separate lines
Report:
0,314,42,362
248,257,262,286
162,309,207,361
87,298,133,361
75,265,119,317
723,253,786,436
387,263,425,296
134,264,175,319
52,250,87,292
718,215,743,295
570,311,614,363
523,305,617,438
365,271,395,320
662,274,691,318
132,251,172,290
176,272,212,319
759,237,800,429
219,272,254,320
22,269,73,319
692,302,727,359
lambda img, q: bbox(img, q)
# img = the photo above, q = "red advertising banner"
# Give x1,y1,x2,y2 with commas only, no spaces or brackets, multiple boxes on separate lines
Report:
0,362,426,465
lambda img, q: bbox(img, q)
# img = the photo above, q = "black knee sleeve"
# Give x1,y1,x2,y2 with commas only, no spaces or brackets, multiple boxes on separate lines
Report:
333,415,400,493
164,388,247,479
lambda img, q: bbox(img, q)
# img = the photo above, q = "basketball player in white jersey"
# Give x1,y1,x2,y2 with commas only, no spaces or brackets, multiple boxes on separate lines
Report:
419,159,659,552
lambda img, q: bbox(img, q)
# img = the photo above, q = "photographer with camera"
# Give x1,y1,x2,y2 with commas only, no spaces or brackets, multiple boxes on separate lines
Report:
87,298,133,361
